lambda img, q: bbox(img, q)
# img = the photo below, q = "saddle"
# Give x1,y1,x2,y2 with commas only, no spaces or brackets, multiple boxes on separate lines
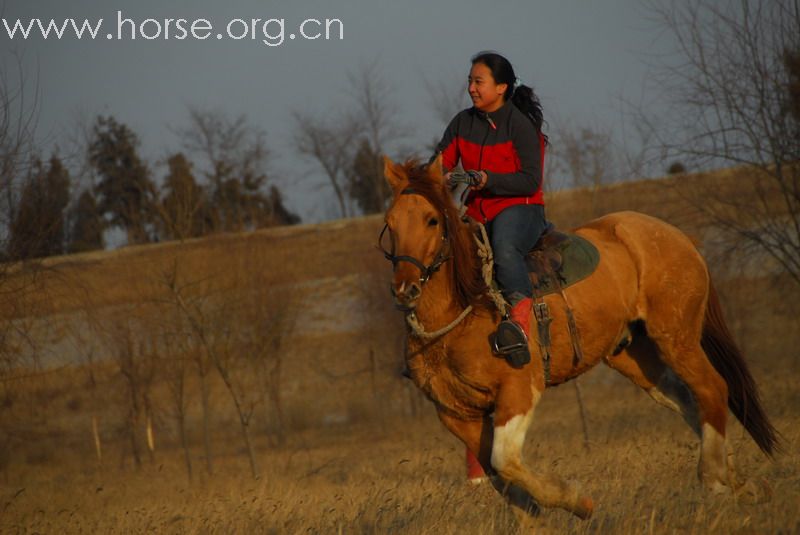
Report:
524,222,600,384
525,222,599,295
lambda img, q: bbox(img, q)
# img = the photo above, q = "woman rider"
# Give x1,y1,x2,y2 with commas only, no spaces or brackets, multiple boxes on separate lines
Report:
432,51,549,483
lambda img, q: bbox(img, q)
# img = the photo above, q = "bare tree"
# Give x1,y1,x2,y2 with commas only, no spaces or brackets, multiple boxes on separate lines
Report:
237,258,297,448
177,108,275,232
550,122,621,191
157,308,195,481
94,309,159,470
59,111,106,253
294,60,409,217
293,110,359,218
0,53,40,249
65,309,105,466
157,263,215,475
425,70,470,129
545,121,636,217
164,266,263,479
640,0,800,283
235,291,293,448
0,53,46,386
345,59,410,214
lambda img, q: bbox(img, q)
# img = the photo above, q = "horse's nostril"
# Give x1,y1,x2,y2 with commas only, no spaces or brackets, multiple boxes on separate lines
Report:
392,280,421,305
407,283,422,300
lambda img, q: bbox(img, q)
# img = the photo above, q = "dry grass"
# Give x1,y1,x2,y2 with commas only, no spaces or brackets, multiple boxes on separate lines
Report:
1,365,798,534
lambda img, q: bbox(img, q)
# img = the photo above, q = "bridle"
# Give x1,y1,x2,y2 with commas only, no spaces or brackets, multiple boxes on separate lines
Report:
378,178,493,340
378,187,451,285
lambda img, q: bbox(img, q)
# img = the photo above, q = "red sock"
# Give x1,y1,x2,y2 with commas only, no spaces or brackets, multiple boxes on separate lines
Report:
466,447,486,480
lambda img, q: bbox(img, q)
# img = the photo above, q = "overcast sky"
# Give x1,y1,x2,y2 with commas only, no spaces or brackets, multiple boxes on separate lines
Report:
2,0,670,223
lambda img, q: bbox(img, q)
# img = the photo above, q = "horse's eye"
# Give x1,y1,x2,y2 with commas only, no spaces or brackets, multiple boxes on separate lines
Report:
428,217,439,227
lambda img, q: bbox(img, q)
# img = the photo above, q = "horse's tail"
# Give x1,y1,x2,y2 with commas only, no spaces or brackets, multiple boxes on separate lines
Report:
701,279,779,456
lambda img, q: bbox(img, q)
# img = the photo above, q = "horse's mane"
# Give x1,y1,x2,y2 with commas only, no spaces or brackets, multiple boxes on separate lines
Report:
398,160,491,311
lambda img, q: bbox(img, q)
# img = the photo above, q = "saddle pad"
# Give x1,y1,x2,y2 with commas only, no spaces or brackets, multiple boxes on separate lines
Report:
524,234,600,297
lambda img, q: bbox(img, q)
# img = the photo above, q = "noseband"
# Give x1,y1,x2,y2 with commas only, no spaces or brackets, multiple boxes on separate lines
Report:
378,187,451,285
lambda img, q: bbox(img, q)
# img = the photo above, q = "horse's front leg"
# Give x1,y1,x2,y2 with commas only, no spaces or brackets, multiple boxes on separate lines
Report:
492,380,594,519
436,410,541,516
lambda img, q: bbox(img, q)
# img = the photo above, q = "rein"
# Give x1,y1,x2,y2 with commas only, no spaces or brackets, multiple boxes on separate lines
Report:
405,306,474,340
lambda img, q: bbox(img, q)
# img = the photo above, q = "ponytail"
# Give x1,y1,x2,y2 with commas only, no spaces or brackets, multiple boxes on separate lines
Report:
511,84,548,144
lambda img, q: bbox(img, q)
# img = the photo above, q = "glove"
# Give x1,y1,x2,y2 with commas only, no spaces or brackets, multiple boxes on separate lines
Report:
446,170,484,189
465,170,484,187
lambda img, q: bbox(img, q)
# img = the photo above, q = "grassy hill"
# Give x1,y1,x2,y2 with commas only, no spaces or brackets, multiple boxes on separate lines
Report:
1,165,796,423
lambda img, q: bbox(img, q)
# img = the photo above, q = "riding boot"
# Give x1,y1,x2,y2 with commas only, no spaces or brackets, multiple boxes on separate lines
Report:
509,297,533,338
490,297,533,367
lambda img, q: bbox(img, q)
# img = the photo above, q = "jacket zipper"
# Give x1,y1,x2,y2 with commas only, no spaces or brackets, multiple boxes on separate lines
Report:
477,113,492,222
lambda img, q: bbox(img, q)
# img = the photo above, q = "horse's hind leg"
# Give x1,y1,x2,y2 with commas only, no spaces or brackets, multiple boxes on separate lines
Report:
606,330,736,487
638,283,735,494
608,321,768,502
606,329,702,434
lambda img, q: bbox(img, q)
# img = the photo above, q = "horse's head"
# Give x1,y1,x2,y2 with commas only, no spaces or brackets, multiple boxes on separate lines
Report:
381,155,452,311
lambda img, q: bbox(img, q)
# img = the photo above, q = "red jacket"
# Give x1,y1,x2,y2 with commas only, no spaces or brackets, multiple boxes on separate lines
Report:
435,99,545,223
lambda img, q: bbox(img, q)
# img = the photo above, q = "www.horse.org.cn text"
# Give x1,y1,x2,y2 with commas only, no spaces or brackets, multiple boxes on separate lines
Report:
2,11,345,47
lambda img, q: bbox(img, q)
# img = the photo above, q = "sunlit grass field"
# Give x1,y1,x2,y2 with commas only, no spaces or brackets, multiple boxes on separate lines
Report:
2,364,797,534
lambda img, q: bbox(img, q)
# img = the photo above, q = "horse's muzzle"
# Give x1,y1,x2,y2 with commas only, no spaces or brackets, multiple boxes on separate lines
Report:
391,280,421,311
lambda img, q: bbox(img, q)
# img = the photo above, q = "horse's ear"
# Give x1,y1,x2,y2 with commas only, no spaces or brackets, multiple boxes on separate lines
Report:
427,152,445,185
383,155,406,192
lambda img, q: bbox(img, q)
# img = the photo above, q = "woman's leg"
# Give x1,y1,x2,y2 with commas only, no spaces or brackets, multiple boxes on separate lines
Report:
488,204,547,305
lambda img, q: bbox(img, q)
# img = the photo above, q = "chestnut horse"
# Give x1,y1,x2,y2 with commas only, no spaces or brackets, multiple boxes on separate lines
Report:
381,155,777,519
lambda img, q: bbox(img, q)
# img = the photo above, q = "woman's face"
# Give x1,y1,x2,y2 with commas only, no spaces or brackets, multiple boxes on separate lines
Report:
468,62,507,112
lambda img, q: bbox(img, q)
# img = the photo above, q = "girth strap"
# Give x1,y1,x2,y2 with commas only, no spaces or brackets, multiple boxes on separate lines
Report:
533,301,553,384
532,260,585,385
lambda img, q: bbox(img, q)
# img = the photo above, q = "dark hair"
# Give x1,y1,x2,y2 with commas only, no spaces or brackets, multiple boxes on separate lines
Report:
471,51,548,143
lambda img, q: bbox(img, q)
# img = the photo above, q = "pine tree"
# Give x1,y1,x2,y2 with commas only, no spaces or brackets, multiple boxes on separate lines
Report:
157,153,211,240
8,154,71,260
267,186,300,226
89,116,155,245
347,139,389,215
67,189,104,254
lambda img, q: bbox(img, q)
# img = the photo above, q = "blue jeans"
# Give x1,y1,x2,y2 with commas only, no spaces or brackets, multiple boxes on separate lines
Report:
486,204,547,306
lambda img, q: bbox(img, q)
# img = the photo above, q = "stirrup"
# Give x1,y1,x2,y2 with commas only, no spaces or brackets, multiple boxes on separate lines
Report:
490,320,531,368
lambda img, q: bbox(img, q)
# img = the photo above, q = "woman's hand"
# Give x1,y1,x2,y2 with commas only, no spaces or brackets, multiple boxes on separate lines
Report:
445,170,488,190
467,170,488,190
472,171,489,190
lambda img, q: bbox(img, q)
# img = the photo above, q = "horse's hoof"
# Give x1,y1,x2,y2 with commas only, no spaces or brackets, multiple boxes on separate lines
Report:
735,477,773,504
575,495,594,519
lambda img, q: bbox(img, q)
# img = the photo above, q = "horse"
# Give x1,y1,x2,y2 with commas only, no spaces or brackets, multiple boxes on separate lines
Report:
380,155,778,520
